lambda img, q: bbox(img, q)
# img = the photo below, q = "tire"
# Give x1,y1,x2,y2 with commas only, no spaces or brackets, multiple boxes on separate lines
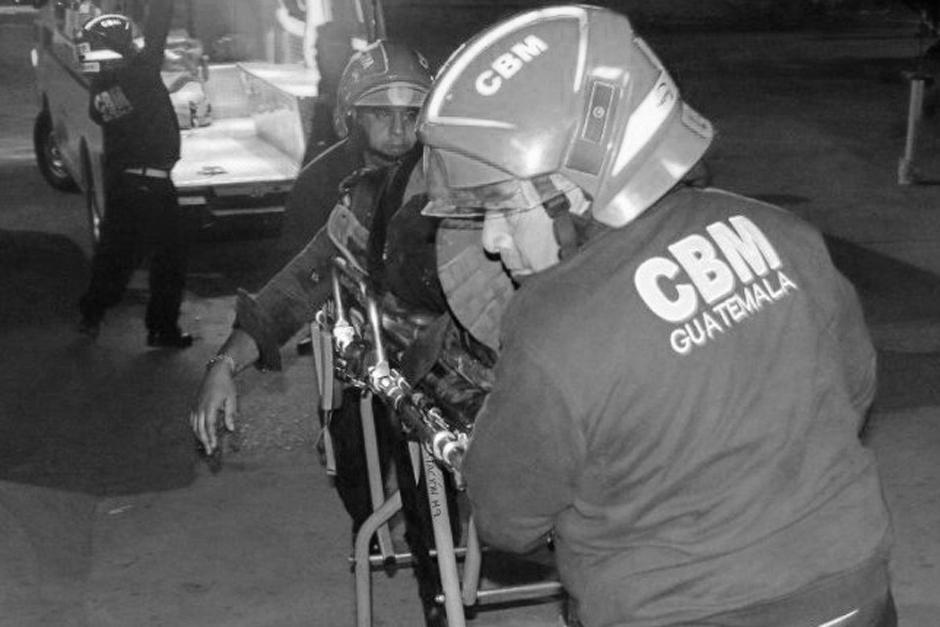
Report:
33,110,78,192
82,149,104,248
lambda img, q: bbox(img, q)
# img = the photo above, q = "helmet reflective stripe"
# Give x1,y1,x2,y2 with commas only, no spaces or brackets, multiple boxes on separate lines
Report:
76,12,134,73
355,83,426,107
421,117,514,130
80,13,133,53
816,609,860,627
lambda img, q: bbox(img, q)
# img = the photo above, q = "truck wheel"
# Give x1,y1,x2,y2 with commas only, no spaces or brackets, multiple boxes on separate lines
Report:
33,110,78,192
82,150,104,248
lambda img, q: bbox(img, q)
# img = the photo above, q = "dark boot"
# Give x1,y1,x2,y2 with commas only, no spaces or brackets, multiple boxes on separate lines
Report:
147,327,194,348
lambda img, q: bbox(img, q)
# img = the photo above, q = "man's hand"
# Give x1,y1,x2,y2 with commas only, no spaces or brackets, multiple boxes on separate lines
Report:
189,329,261,454
190,356,238,455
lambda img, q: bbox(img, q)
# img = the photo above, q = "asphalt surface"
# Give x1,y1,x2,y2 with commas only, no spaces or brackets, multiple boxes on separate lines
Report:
2,4,940,627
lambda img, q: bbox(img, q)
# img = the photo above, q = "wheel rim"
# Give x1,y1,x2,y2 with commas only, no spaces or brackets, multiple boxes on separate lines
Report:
44,130,69,181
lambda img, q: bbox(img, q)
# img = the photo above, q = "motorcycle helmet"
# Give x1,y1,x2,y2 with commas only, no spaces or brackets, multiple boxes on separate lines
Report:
75,13,135,74
333,40,433,138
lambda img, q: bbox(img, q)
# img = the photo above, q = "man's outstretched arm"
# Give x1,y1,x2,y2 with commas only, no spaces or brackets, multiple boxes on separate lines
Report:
140,0,174,62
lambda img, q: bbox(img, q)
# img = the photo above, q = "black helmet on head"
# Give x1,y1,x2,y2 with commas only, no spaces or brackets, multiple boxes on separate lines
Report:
333,40,433,138
75,13,135,73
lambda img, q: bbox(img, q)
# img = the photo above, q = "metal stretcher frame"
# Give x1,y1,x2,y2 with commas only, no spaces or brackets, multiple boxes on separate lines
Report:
349,409,565,627
311,260,565,627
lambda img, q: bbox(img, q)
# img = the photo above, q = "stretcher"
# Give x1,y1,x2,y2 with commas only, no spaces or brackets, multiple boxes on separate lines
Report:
310,231,567,626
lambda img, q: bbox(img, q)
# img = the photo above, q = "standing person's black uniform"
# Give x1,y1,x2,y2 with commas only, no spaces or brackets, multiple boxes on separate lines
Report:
77,3,193,348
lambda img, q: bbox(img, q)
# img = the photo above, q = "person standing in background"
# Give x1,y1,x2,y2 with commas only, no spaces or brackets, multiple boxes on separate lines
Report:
77,0,193,348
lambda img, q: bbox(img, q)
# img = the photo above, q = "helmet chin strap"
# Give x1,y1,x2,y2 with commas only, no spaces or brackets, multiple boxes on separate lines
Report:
543,194,576,261
542,193,604,261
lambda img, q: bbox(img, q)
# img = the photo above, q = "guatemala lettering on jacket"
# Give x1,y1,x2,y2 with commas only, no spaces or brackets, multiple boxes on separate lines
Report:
634,215,799,355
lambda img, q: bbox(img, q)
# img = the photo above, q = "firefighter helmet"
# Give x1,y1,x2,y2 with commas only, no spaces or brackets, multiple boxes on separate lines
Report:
333,40,433,138
75,13,135,73
418,5,714,228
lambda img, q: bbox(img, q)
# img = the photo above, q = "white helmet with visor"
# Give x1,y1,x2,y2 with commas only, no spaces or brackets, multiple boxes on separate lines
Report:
418,4,714,227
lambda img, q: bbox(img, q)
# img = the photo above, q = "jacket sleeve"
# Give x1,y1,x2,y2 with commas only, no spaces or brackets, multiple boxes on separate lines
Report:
832,269,878,427
234,226,337,370
140,0,174,64
462,338,582,554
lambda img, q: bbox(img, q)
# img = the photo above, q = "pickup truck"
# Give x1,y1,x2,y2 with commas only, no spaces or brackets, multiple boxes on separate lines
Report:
30,0,320,244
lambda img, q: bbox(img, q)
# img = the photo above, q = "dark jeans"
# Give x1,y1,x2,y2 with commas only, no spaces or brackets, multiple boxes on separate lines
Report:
80,171,187,333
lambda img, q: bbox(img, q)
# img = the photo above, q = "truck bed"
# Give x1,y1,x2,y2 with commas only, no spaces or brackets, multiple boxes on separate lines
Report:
165,62,318,225
173,117,300,191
